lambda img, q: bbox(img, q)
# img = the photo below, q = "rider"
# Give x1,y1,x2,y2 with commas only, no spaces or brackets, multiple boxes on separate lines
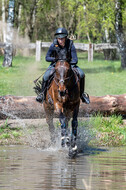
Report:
36,27,90,104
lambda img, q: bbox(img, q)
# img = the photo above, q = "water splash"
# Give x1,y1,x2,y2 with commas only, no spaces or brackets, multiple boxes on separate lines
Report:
0,96,93,154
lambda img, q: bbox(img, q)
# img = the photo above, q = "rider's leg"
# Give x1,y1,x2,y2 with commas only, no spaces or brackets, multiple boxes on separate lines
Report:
80,76,90,104
36,78,47,103
74,66,90,104
36,65,55,103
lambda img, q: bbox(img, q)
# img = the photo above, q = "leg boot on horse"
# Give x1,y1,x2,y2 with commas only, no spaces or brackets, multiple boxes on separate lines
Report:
69,119,78,158
60,113,70,147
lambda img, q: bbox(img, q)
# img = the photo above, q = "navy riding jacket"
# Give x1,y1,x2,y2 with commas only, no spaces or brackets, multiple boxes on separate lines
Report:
45,40,78,65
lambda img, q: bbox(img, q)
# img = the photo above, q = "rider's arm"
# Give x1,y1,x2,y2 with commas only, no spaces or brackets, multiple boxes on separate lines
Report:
69,44,78,65
45,44,55,62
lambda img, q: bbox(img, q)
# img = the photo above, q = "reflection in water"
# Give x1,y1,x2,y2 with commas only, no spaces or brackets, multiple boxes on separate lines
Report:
0,145,126,190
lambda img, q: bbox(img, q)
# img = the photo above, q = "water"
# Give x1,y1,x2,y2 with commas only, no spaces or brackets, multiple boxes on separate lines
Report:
0,145,126,190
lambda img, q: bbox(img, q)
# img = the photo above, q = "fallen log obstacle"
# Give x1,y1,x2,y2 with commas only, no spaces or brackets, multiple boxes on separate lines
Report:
0,95,126,119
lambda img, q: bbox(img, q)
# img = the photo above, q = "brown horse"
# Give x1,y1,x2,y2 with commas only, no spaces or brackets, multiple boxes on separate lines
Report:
43,60,80,156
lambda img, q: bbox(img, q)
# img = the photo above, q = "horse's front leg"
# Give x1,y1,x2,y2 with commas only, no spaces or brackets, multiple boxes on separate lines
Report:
45,106,55,144
59,112,70,147
69,105,79,157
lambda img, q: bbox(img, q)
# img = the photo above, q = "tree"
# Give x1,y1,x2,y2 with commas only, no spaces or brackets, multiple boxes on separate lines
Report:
1,0,126,68
74,0,126,67
115,0,126,69
3,0,15,67
1,0,6,43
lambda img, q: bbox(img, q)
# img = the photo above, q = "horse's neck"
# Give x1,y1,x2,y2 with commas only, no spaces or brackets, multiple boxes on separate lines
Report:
67,69,77,89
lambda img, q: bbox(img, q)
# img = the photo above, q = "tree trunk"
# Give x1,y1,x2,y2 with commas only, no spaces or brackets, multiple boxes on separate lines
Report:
115,0,126,69
3,0,15,67
17,4,22,33
2,0,6,43
0,95,126,119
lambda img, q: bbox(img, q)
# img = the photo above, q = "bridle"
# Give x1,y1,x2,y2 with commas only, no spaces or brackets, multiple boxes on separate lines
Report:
54,65,74,87
53,67,79,98
54,72,74,85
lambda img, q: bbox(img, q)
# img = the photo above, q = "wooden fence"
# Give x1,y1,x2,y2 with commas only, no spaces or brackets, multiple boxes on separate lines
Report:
0,41,118,62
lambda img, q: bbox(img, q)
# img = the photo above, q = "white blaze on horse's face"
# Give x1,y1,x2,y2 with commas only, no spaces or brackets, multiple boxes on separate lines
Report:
56,63,69,97
58,68,66,97
59,66,65,85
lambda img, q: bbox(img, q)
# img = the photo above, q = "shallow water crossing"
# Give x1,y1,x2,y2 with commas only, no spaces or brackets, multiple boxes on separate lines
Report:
0,145,126,190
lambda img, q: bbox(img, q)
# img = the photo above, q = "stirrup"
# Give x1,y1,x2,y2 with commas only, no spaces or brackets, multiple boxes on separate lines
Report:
81,92,90,104
36,93,44,103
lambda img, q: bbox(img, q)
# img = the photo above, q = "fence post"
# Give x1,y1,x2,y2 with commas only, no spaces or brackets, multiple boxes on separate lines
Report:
36,40,41,62
88,43,93,62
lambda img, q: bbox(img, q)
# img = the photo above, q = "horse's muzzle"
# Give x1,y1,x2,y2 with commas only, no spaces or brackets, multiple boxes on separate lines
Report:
58,89,66,97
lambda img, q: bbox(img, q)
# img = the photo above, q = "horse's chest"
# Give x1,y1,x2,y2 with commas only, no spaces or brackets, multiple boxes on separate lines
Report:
54,102,60,112
54,101,78,115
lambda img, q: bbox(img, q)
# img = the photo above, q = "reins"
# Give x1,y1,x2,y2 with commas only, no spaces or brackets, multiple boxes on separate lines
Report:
33,66,53,84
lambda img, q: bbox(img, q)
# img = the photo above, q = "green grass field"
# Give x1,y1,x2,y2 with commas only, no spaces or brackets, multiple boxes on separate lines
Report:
0,51,126,96
0,52,126,146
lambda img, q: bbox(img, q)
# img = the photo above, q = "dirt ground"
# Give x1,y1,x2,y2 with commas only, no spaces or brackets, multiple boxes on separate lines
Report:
0,118,126,147
0,118,89,147
0,119,54,147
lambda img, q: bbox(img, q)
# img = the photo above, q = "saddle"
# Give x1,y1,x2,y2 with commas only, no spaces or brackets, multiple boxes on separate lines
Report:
33,65,80,97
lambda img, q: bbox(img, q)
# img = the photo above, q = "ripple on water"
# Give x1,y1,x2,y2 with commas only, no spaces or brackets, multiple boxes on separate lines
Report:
0,145,126,190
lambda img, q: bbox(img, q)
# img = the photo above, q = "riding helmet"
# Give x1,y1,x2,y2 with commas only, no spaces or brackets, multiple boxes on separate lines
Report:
54,28,68,38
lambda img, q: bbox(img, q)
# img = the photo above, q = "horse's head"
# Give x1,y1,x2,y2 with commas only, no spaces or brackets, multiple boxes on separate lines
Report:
55,60,72,97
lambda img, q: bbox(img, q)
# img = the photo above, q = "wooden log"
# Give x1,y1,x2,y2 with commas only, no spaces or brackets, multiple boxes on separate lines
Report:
94,43,118,50
0,95,126,119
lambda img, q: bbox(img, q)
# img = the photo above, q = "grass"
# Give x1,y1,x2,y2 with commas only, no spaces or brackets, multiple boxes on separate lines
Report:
0,119,23,144
0,51,126,146
87,114,126,146
0,51,126,96
78,52,126,96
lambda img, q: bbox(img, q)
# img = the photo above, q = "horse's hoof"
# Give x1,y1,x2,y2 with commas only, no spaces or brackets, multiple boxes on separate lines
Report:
61,136,70,147
69,145,78,158
61,137,65,147
66,137,70,147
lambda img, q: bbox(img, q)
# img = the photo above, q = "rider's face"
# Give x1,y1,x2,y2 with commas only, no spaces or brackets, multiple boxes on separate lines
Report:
57,37,66,47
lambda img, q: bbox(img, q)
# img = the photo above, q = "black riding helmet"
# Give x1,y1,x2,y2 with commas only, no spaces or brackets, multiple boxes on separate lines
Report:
54,28,68,38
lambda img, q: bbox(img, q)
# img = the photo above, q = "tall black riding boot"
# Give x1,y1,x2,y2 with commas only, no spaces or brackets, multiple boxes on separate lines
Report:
80,76,90,104
36,79,47,103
